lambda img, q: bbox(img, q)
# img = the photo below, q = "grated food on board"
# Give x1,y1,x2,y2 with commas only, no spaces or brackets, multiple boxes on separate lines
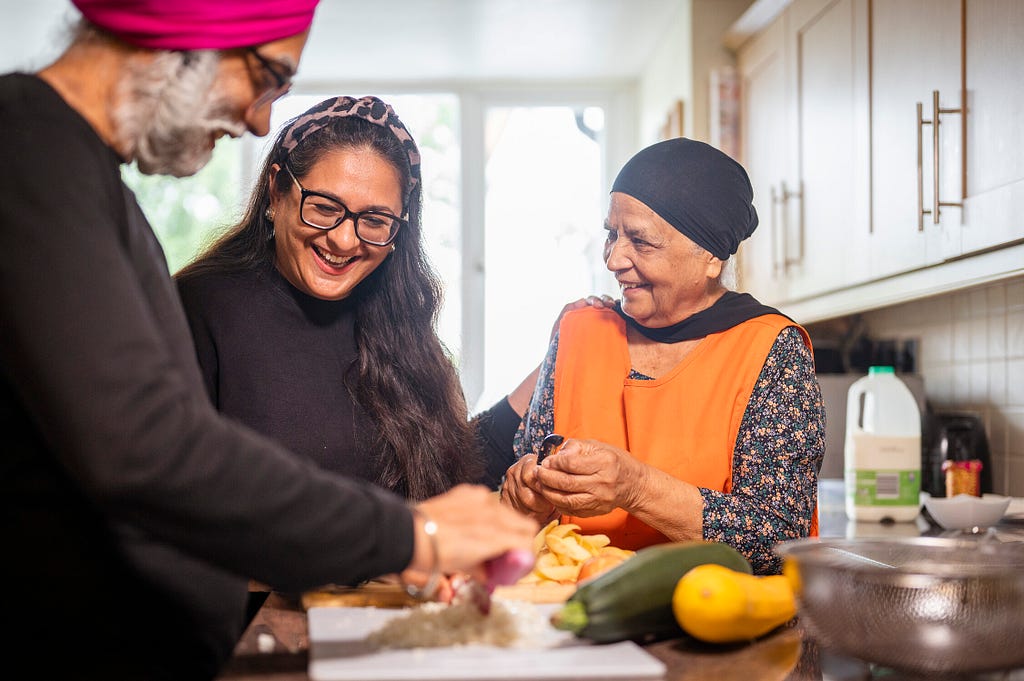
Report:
366,598,551,649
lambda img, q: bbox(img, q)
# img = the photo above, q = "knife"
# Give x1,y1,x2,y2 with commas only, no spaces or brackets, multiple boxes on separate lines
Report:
537,433,565,464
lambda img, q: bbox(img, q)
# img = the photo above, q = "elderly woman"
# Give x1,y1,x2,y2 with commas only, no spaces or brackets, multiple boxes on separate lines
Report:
501,138,824,574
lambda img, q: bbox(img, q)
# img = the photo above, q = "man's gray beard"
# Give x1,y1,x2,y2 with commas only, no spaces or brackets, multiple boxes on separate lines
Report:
113,51,247,178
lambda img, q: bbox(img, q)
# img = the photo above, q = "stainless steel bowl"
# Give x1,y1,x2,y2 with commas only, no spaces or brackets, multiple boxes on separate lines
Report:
775,536,1024,675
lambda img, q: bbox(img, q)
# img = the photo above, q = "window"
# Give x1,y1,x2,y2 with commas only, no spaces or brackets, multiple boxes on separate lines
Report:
475,104,612,410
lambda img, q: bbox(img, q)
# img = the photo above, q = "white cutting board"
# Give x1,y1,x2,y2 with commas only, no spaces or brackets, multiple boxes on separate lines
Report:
308,604,667,680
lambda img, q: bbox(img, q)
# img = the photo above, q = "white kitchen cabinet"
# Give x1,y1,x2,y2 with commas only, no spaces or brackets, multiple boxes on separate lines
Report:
729,0,1022,321
736,13,790,304
783,0,872,299
962,0,1024,253
867,0,1023,276
869,0,963,279
735,0,871,306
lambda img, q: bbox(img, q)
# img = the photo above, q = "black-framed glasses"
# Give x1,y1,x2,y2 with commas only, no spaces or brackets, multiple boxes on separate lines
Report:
285,164,406,246
247,48,293,111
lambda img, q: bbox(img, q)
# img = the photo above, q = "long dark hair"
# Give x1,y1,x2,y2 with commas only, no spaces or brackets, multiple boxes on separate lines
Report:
177,102,481,500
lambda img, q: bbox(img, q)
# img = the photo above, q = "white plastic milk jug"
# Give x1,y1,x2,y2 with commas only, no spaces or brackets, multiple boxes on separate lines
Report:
844,366,922,522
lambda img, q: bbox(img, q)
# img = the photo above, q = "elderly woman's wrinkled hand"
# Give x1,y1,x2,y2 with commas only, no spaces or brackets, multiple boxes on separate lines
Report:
501,455,559,524
550,295,617,341
534,438,646,517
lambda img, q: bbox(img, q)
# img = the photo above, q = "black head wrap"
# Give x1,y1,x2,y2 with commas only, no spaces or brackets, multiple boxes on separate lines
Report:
610,139,789,343
610,138,757,260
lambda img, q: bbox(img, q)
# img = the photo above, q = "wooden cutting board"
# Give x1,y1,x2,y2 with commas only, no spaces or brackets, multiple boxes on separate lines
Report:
301,581,576,610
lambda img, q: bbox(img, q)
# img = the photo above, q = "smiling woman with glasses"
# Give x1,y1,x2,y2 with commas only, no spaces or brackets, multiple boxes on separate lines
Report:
175,95,523,504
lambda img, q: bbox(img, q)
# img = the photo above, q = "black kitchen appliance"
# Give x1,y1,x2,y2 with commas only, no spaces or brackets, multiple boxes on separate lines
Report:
923,413,993,497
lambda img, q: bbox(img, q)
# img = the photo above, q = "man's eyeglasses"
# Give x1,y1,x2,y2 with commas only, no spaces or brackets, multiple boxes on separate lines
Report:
285,164,406,247
247,48,293,111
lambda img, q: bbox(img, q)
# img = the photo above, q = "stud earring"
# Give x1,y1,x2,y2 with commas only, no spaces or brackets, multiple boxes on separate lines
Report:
390,244,397,252
265,207,275,222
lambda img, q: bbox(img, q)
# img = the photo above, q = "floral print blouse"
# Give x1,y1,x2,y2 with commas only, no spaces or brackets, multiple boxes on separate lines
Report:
512,326,825,574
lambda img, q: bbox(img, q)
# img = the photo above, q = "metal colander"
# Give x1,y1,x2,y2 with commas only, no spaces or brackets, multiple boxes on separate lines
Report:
775,536,1024,675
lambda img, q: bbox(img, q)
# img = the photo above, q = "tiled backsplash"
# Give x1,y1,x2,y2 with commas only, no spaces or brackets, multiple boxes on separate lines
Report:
858,275,1024,496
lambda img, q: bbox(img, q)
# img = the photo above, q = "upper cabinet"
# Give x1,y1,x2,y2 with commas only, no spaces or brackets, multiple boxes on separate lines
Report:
736,12,789,303
962,0,1024,254
729,0,1024,319
870,0,1024,274
783,0,872,299
735,0,872,305
869,0,963,278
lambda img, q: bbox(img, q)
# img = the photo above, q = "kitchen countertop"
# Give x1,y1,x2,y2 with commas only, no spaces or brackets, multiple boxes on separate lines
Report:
817,479,1024,543
216,595,847,681
215,482,1024,681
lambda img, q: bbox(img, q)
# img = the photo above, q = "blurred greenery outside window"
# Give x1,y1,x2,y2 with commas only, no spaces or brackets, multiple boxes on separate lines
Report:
121,137,246,276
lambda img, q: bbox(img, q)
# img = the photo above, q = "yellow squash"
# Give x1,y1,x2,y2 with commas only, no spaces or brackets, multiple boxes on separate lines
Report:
671,563,796,643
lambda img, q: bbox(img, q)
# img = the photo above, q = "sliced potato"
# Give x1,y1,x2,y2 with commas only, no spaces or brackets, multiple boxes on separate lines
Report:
547,523,582,539
536,562,582,583
533,519,559,555
579,533,611,552
517,520,632,587
535,551,561,569
546,534,593,563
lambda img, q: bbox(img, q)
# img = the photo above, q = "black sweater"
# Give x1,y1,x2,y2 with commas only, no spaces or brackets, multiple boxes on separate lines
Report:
176,261,520,490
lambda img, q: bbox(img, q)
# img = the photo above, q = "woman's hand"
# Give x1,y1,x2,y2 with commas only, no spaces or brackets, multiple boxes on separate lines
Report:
500,455,559,524
400,484,538,588
550,295,616,341
534,438,649,517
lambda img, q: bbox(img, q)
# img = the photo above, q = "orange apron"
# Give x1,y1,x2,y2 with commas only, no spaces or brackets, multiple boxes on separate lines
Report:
552,307,818,548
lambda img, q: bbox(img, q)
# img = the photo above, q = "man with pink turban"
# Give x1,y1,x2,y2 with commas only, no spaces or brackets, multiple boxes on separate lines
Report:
0,3,537,680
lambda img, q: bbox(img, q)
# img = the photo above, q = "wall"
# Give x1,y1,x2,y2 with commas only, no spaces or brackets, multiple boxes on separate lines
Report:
689,0,752,143
636,0,753,147
637,0,693,146
858,275,1024,496
0,0,69,71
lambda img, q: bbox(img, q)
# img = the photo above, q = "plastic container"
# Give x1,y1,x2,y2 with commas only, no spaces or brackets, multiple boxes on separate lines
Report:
844,366,922,522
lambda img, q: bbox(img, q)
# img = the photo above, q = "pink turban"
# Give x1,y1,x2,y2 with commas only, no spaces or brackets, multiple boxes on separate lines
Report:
71,0,320,50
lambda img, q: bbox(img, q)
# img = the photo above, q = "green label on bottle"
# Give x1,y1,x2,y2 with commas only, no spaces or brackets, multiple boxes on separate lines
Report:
850,470,920,506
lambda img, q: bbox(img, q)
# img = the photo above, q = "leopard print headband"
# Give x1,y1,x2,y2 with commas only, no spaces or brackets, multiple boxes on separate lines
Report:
279,96,421,199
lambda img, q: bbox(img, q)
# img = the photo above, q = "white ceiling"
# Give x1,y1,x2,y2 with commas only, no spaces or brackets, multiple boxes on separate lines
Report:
0,0,684,84
301,0,683,84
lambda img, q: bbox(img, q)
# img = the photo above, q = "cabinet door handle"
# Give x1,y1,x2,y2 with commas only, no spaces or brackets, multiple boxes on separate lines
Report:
917,101,930,232
918,90,964,229
771,182,804,275
770,185,781,277
780,180,804,271
932,89,965,223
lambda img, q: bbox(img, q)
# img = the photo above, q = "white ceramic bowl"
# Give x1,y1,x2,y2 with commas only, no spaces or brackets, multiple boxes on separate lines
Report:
923,493,1011,530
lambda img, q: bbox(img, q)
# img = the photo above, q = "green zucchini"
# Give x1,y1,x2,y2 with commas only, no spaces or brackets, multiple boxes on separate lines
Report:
550,540,752,643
